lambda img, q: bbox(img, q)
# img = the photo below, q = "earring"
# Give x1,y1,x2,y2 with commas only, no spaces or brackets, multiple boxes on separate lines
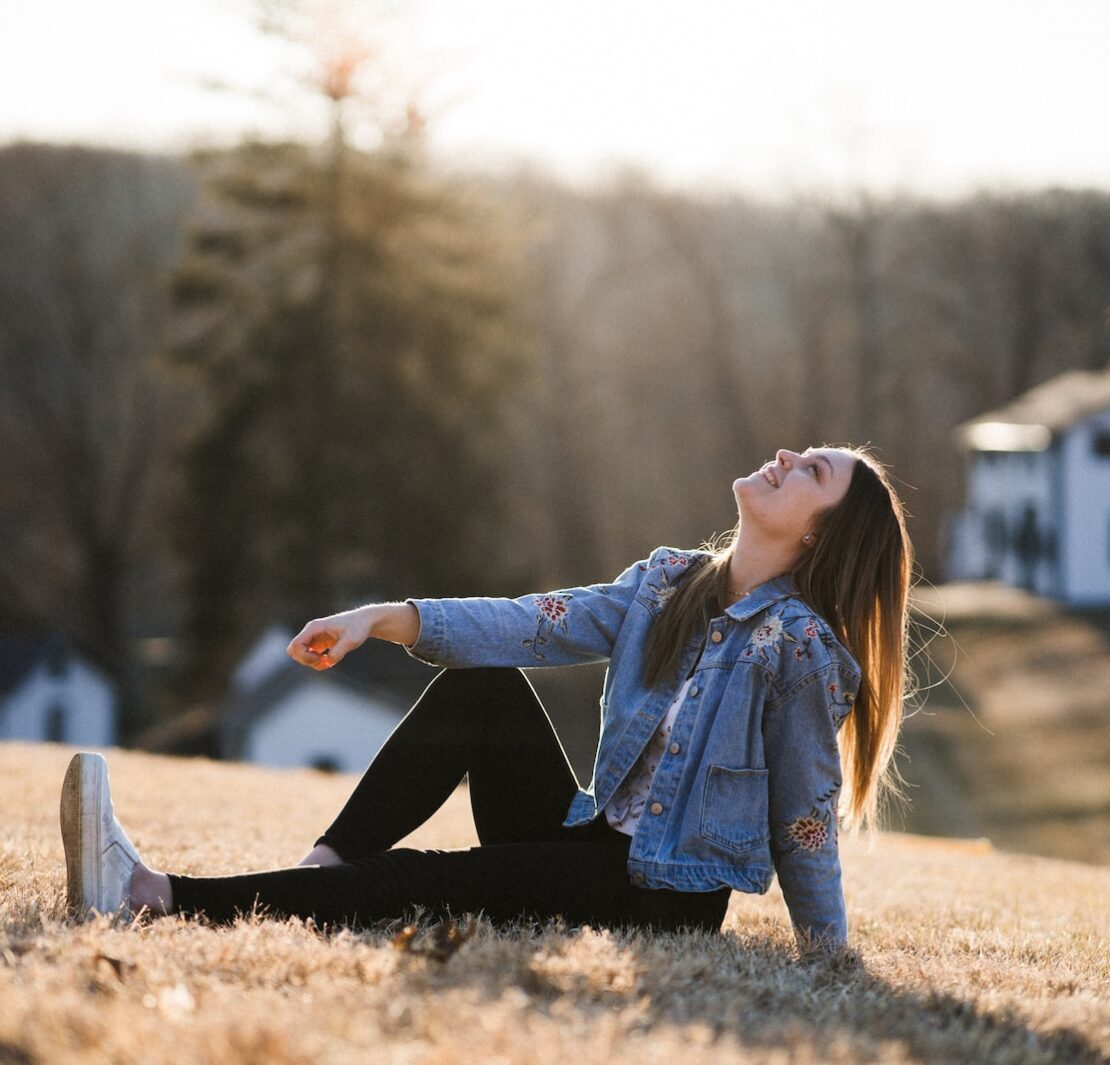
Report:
803,533,814,545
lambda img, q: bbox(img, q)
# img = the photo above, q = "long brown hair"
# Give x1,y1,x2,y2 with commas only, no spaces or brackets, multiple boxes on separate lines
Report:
642,446,914,837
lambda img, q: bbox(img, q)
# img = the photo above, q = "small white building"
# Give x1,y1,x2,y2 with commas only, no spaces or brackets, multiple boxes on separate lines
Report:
0,633,118,746
220,625,431,773
946,368,1110,606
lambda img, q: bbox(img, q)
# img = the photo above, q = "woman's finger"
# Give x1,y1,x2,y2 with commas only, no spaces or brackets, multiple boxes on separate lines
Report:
324,637,357,666
288,624,332,665
307,631,330,649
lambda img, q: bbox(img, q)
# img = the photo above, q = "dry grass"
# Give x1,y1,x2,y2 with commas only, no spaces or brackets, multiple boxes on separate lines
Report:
2,741,1108,1064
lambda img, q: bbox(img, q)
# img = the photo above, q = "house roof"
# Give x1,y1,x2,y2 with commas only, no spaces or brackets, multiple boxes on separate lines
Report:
221,631,434,746
0,631,111,698
955,368,1110,450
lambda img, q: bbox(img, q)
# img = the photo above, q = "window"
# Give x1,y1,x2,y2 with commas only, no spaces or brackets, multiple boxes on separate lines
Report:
1014,504,1043,592
45,704,66,743
983,510,1008,552
45,643,67,677
1043,526,1057,563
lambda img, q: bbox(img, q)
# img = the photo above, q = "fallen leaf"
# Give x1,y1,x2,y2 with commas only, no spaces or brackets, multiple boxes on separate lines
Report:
391,925,418,952
390,918,476,962
93,952,134,982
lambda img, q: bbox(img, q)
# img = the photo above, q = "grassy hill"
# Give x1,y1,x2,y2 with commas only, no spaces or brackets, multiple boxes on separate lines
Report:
897,582,1110,866
1,742,1107,1064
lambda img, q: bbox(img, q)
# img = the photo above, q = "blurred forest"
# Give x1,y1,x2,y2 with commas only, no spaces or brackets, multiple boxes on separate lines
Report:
2,134,1110,737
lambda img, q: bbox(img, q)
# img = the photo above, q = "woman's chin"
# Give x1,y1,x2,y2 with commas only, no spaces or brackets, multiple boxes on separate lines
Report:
733,474,760,497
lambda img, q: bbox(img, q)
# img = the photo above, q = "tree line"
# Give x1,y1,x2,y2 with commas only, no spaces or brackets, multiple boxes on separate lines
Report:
2,138,1108,737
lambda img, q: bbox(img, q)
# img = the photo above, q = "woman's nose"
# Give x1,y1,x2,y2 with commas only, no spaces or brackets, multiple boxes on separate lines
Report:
776,449,798,466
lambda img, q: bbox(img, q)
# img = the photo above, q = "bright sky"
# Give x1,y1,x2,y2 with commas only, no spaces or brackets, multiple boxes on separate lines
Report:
2,0,1108,202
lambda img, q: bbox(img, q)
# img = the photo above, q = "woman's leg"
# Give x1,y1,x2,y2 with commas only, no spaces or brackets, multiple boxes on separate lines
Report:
311,667,582,858
137,667,570,914
165,833,729,934
120,668,733,932
161,667,618,927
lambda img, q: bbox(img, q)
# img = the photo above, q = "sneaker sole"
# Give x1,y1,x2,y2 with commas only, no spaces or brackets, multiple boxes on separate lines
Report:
60,753,104,918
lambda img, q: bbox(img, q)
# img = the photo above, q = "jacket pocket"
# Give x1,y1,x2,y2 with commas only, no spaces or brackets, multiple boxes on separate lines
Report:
700,765,771,855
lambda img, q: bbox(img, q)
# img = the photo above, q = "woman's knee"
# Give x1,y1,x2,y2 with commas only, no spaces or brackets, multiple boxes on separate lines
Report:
421,667,547,734
425,667,537,708
431,666,530,690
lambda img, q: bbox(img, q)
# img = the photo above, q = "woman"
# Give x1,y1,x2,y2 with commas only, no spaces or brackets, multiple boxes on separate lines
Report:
61,445,913,957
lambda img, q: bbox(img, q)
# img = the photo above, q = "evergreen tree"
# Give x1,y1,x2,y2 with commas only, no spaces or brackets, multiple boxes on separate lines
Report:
165,132,525,694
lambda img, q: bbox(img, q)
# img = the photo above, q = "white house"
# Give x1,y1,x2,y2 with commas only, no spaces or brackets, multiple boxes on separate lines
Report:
946,368,1110,606
0,633,117,746
220,625,433,773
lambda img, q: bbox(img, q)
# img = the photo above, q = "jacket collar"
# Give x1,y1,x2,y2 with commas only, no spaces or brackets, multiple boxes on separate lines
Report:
723,574,799,622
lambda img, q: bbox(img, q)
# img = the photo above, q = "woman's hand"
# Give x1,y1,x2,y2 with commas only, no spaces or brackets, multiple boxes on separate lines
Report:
287,607,374,670
286,602,422,669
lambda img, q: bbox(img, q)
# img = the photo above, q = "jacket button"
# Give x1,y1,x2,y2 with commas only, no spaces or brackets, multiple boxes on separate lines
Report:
650,802,663,815
631,872,645,885
689,685,699,697
711,631,723,643
669,742,680,755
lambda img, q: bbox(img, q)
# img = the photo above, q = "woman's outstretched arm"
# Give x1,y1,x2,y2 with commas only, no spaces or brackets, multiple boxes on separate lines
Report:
287,551,660,672
287,602,421,670
398,553,654,669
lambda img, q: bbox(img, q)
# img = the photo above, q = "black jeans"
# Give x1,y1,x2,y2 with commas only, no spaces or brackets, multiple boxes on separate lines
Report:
167,667,731,934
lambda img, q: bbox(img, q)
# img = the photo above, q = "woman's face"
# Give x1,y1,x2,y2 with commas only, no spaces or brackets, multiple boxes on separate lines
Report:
733,447,856,542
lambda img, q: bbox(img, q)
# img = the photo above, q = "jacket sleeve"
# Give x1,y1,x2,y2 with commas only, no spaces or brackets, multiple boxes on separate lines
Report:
762,653,858,955
401,552,653,668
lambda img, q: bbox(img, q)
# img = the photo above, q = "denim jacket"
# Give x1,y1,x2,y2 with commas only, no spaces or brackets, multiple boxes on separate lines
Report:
404,545,860,951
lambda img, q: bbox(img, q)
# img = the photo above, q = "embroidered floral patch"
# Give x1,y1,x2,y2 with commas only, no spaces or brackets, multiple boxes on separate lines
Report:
646,569,679,611
742,610,797,663
829,684,856,727
781,615,824,663
535,594,570,625
641,552,693,572
752,614,785,646
522,593,573,660
779,784,839,854
785,809,831,850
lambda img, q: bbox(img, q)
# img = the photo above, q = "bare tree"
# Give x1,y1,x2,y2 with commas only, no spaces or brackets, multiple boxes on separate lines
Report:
0,143,196,730
162,3,526,694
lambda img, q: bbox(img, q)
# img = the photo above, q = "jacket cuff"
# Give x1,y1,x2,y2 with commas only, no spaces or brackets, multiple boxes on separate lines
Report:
401,599,446,666
793,922,849,957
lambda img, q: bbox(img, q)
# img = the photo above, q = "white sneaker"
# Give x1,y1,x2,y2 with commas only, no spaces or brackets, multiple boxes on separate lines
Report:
60,752,142,921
